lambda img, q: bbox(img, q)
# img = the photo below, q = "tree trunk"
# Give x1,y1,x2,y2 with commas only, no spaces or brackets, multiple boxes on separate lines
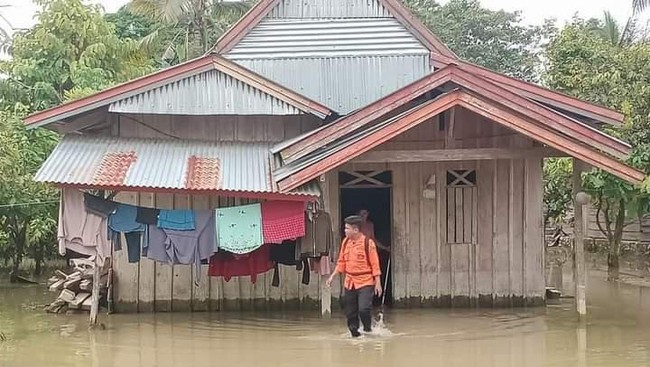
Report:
34,247,43,276
9,219,27,283
607,199,626,281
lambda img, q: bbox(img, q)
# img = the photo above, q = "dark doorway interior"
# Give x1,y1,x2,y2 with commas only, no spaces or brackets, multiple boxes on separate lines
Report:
339,171,393,307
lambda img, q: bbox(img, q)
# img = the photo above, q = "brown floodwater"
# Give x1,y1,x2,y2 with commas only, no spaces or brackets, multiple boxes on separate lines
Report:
1,271,650,367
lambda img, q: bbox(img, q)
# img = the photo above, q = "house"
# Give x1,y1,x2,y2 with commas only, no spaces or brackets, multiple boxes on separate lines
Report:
26,0,646,314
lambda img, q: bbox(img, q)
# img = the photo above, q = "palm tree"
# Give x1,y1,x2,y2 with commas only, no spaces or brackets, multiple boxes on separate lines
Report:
633,0,649,13
129,0,250,63
597,11,636,47
0,11,13,56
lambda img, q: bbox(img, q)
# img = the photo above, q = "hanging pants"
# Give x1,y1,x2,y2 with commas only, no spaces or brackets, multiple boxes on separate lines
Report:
343,285,374,332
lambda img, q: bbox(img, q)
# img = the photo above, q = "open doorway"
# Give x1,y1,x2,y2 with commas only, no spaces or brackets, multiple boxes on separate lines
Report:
339,170,393,307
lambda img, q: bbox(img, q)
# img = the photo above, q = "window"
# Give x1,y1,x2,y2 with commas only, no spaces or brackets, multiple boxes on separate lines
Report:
446,170,477,245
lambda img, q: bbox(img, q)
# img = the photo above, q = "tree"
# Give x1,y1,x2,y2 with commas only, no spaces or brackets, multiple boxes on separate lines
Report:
128,0,251,64
403,0,555,82
0,107,58,277
633,0,649,13
544,17,650,280
0,0,155,277
0,0,154,111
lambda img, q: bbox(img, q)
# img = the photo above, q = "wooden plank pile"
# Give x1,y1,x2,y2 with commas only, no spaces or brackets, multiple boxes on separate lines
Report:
45,258,108,314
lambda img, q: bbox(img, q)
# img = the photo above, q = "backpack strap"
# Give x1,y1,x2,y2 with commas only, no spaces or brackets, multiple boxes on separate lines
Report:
364,236,371,269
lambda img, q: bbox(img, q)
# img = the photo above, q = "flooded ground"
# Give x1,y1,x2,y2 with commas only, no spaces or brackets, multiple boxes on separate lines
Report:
1,271,650,367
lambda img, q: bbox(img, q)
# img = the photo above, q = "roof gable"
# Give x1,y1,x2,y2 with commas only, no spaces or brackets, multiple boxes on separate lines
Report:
211,0,457,59
24,55,333,129
274,88,645,192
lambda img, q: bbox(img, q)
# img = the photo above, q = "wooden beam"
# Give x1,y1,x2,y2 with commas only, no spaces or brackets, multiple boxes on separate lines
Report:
573,159,587,318
446,107,456,148
353,148,564,164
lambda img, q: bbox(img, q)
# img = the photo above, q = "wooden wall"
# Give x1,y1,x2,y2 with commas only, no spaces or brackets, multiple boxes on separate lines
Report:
337,159,545,308
106,107,546,311
109,114,326,312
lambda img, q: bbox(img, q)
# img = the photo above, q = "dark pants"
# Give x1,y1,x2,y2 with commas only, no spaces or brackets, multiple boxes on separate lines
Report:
343,285,374,332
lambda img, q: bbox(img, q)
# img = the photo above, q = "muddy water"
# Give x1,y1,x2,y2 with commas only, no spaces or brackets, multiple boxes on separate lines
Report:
1,271,650,367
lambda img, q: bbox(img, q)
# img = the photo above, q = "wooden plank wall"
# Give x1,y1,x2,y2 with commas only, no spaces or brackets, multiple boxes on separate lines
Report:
338,108,545,307
338,159,545,308
110,114,324,312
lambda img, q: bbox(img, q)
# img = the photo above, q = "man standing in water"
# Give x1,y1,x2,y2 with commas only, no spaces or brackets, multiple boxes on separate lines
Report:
326,215,382,337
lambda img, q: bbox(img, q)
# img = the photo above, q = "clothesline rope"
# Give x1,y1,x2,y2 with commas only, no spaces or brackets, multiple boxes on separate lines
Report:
0,200,58,209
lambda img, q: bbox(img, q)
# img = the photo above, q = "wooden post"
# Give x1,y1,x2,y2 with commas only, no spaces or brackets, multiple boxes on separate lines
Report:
319,174,332,318
572,159,587,317
89,261,100,325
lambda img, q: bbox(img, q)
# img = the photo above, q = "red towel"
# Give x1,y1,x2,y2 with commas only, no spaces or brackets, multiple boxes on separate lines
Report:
261,200,306,244
208,245,273,284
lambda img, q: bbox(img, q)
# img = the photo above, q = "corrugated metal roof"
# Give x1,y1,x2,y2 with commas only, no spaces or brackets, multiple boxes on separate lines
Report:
35,135,319,197
268,0,391,18
227,18,429,59
232,55,429,113
108,69,304,115
273,95,440,181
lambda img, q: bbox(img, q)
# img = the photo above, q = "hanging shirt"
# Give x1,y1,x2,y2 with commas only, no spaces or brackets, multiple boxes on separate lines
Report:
57,188,110,266
136,207,160,225
335,235,381,290
157,209,195,231
261,200,306,244
215,203,263,255
83,193,117,217
208,245,273,284
296,211,334,260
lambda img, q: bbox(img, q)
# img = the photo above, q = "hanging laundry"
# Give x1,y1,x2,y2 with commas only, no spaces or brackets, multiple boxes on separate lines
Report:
108,203,147,263
215,203,263,255
269,241,310,287
261,200,306,244
309,255,332,276
58,188,110,266
136,207,160,225
296,211,334,260
147,210,216,281
83,193,117,217
208,245,273,284
157,209,195,231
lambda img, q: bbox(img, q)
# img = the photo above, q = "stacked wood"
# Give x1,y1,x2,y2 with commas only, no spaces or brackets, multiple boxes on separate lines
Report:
45,259,108,314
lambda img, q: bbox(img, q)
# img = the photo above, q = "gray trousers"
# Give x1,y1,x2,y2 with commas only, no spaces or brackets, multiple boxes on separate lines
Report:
343,285,374,332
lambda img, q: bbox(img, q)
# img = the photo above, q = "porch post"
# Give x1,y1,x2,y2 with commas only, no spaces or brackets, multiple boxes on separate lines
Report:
572,159,588,317
319,174,332,318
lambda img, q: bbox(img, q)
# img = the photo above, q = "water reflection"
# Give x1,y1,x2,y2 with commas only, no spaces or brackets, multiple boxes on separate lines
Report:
1,271,649,367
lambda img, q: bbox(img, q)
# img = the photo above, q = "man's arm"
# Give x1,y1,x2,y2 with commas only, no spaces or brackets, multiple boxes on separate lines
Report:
326,241,346,287
368,240,383,296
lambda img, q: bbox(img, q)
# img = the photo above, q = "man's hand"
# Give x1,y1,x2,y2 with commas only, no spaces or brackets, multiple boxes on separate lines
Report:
374,282,383,297
325,275,335,288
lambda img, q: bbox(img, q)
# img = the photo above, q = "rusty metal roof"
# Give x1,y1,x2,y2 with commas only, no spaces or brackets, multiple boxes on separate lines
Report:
35,135,319,198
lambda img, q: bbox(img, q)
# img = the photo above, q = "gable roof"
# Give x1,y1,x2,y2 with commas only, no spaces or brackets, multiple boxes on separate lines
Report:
429,54,624,126
210,0,457,59
24,54,334,129
277,64,632,166
274,87,645,192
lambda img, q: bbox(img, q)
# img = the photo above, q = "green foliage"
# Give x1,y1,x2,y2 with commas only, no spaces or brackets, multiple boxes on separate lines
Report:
403,0,555,81
545,16,650,279
543,158,573,225
0,107,59,274
128,0,251,64
0,0,154,111
0,0,156,275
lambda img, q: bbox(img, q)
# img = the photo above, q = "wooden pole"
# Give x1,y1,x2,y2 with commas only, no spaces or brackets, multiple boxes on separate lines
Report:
572,159,587,317
89,261,100,325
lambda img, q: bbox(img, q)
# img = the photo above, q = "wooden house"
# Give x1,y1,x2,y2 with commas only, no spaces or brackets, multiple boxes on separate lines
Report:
26,0,646,314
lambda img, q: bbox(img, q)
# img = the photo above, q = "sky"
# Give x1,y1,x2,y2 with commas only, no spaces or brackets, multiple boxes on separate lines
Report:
0,0,646,34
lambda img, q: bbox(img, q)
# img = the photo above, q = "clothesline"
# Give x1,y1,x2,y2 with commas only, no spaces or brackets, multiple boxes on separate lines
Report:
0,200,58,209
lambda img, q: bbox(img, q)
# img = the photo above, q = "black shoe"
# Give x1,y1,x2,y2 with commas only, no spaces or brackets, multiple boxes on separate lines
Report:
350,329,361,337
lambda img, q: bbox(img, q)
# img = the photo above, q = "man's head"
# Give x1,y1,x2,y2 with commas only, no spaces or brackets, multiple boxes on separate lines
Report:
344,215,363,239
358,209,369,221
